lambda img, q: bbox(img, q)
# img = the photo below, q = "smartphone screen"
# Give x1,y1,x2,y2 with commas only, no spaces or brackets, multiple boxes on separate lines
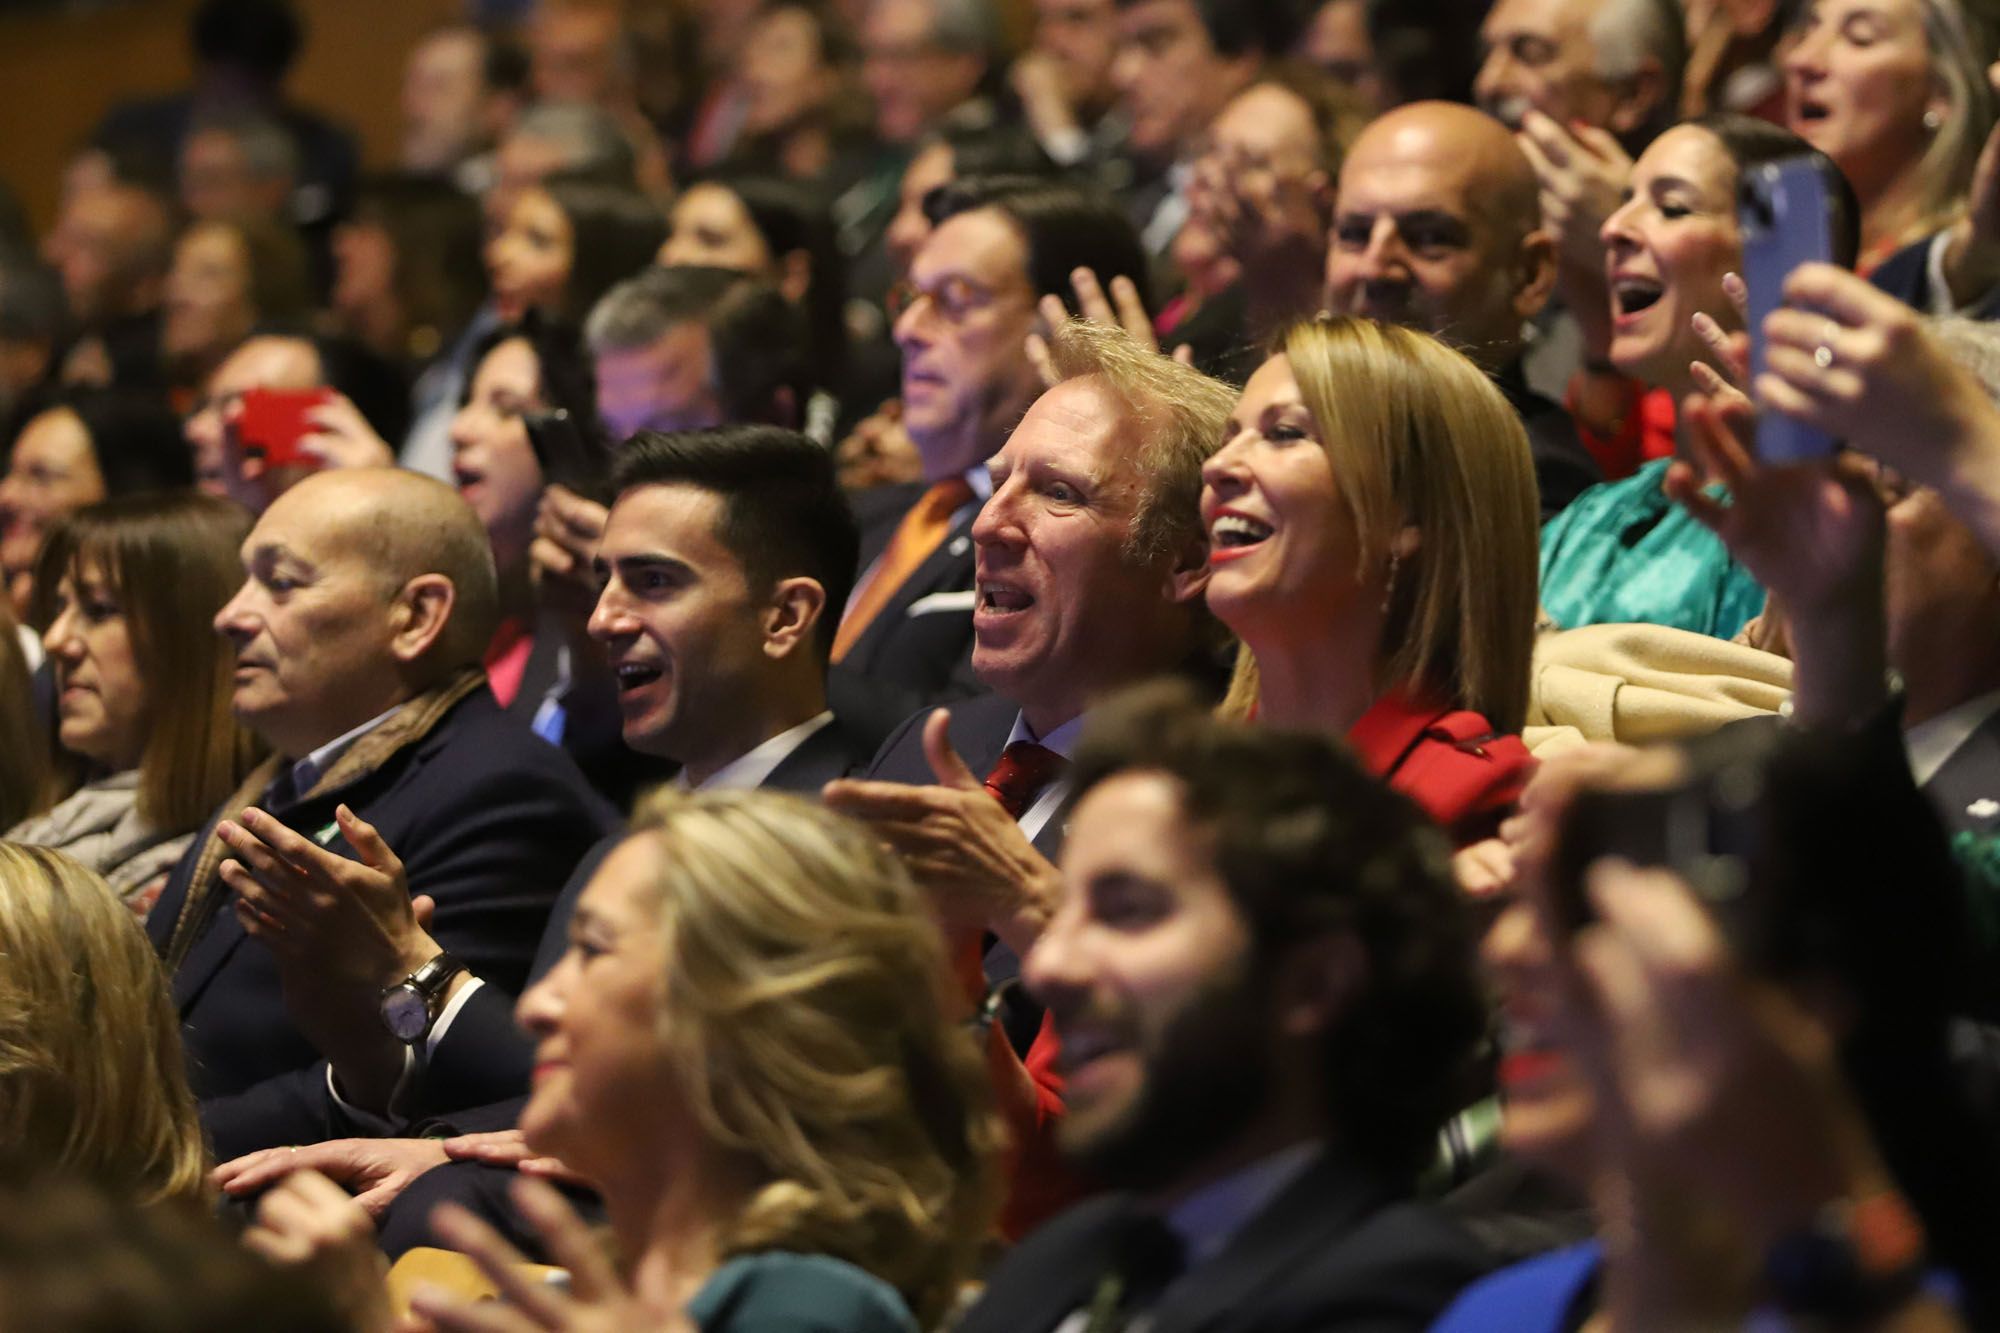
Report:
1739,157,1841,463
236,387,334,470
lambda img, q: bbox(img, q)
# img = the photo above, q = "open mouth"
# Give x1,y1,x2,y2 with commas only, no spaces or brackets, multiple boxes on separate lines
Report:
615,662,665,694
453,466,484,492
1794,97,1831,124
1055,1025,1132,1078
1210,513,1274,550
978,581,1035,615
1612,278,1664,317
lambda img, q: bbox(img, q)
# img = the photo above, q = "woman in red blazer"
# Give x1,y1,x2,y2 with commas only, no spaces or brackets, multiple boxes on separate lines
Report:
1204,316,1541,843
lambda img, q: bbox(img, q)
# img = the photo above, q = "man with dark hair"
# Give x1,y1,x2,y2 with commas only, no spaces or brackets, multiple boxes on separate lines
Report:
147,468,614,1160
210,426,874,1251
1108,0,1295,257
831,177,1150,729
40,172,175,393
955,682,1494,1332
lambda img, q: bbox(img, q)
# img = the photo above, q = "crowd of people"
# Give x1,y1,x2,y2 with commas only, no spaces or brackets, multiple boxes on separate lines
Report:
3,0,2000,1327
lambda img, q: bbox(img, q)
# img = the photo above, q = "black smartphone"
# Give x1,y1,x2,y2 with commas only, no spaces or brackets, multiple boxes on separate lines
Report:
524,408,612,502
1552,751,1774,957
1739,155,1843,463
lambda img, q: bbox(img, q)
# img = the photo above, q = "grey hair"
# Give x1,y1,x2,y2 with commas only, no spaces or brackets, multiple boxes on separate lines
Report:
1589,0,1686,141
584,264,746,353
507,102,638,186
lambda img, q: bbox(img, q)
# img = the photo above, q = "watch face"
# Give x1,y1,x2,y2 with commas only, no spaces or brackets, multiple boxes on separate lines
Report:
382,986,429,1042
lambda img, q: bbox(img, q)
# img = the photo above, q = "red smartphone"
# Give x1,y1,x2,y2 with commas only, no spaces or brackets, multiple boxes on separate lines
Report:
236,387,334,470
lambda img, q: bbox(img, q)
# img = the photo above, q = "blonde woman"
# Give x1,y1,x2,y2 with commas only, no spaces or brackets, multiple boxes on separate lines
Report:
1205,315,1540,844
0,844,208,1209
254,787,1002,1333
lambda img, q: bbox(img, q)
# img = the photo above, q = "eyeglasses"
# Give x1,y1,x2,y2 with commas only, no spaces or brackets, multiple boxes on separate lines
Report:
887,276,1017,327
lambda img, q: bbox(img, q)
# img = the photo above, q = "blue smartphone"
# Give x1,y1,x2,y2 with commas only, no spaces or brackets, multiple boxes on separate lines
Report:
1739,156,1843,463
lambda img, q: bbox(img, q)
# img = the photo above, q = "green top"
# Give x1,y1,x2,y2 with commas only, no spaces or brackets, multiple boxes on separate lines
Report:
1540,458,1766,640
687,1252,918,1333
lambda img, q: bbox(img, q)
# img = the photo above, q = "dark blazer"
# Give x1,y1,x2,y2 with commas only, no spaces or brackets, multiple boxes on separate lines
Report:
953,1151,1495,1333
1496,359,1602,521
861,692,1066,858
1871,233,2000,322
830,482,985,742
148,689,617,1162
408,713,874,1124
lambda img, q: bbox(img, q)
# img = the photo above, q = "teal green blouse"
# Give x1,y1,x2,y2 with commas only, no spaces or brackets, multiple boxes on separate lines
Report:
687,1252,918,1333
1539,459,1766,640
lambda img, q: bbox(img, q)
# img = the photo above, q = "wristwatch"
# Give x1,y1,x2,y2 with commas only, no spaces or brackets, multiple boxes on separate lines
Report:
378,952,468,1045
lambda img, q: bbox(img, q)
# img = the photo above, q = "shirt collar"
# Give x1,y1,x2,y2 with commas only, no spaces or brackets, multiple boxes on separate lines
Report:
1906,689,2000,787
964,463,994,502
1163,1140,1323,1269
291,704,405,797
676,711,836,793
1003,709,1085,758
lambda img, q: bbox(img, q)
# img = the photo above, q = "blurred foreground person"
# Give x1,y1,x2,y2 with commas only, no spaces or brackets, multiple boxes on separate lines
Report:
956,685,1494,1332
246,790,1002,1333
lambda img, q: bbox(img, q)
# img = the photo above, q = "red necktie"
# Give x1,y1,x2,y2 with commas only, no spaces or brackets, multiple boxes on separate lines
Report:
982,741,1066,821
832,477,975,661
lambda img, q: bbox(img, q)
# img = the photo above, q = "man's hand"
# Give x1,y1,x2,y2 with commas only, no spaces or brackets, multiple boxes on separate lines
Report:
442,1129,594,1187
240,1169,397,1333
301,393,397,470
531,483,609,621
1517,110,1632,274
215,1137,450,1220
822,710,1062,957
221,804,436,989
1025,267,1191,385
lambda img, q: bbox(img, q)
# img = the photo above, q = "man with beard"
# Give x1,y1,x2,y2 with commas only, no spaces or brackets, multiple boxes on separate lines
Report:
1326,101,1600,517
954,684,1495,1332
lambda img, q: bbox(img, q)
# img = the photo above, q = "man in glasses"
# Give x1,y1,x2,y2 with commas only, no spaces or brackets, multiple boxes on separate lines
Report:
834,175,1151,734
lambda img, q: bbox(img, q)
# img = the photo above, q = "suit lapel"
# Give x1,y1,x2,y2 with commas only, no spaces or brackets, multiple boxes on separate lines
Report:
763,718,865,793
844,509,976,669
1152,1151,1397,1333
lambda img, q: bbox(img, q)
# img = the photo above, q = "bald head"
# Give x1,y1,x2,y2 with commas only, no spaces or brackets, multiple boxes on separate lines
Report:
1326,101,1555,370
282,468,500,669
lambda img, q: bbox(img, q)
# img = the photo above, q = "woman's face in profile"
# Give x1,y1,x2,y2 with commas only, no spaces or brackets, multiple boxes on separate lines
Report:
658,184,775,275
41,559,149,772
1599,125,1743,392
1783,0,1936,199
515,834,687,1173
449,337,547,573
0,407,105,618
1199,353,1364,636
486,188,576,323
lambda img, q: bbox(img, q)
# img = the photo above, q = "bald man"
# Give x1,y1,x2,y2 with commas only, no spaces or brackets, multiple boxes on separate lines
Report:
1326,101,1600,517
147,468,616,1161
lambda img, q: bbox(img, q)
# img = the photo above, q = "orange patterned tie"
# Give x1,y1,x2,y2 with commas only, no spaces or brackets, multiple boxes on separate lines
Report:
832,476,975,662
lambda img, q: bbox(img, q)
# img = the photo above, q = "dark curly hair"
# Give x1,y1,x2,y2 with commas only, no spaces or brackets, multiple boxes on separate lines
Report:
1064,680,1489,1181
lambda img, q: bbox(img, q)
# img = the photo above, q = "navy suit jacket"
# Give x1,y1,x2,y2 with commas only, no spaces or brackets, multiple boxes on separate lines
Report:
388,713,874,1133
149,688,617,1161
953,1151,1494,1333
830,482,985,744
861,692,1067,862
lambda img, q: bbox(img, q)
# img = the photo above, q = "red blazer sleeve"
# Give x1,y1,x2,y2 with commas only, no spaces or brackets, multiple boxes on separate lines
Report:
1393,716,1535,846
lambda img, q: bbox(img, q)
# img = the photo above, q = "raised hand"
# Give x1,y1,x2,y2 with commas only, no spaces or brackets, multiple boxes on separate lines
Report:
822,709,1062,956
301,392,398,470
410,1178,690,1333
241,1168,398,1333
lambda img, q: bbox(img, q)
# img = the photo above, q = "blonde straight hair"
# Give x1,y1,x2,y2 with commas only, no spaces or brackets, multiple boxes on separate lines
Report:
626,788,1002,1329
1221,317,1539,734
0,845,209,1208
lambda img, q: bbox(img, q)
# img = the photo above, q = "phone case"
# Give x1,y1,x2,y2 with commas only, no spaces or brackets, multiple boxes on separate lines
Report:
1739,158,1841,463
